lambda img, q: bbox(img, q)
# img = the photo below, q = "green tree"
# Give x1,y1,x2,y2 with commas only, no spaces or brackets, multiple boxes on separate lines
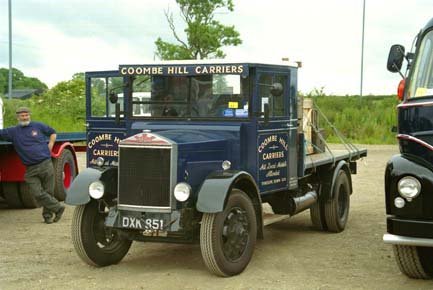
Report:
0,67,48,94
155,0,241,60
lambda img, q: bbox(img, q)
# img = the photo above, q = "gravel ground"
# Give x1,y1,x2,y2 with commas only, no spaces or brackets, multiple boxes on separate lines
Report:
1,145,432,290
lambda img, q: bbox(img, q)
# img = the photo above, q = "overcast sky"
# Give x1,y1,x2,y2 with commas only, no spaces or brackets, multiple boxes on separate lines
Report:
0,0,432,95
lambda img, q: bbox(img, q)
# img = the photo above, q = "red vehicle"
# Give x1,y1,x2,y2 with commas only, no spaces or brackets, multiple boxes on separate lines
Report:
0,99,85,208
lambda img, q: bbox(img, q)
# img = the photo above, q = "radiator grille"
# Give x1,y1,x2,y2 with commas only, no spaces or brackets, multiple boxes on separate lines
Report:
118,146,171,207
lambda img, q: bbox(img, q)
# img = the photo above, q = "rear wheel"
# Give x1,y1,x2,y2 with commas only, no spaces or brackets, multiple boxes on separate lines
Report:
19,182,39,209
53,149,77,201
310,201,326,230
200,189,257,277
71,200,132,267
393,245,433,279
324,170,350,232
3,182,23,208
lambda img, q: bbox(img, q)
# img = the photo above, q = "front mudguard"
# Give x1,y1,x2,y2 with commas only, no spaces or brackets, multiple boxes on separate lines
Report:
196,170,264,239
196,170,258,213
66,167,118,205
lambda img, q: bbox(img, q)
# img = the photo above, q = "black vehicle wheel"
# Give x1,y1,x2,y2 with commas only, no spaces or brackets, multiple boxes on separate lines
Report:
53,149,77,201
310,201,326,230
324,169,350,232
200,189,257,277
71,200,132,267
3,182,23,208
19,182,39,209
393,245,433,279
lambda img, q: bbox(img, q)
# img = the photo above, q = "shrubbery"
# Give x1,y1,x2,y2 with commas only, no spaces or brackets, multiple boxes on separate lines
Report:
2,73,85,132
309,94,398,144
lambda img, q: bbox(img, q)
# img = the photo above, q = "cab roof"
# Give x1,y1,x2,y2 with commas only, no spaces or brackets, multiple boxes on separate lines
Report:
120,59,299,68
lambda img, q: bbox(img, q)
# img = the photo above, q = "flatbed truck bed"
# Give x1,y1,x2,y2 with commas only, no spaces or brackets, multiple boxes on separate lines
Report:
0,132,86,145
304,148,367,171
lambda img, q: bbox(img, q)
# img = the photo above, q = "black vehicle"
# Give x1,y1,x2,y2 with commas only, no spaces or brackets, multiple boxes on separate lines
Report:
384,18,433,279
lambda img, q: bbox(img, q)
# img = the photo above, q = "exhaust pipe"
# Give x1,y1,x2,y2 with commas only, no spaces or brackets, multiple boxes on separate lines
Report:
289,191,318,215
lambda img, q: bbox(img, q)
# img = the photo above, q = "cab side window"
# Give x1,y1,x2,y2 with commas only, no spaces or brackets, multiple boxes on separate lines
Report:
91,78,107,117
258,73,286,117
91,76,123,118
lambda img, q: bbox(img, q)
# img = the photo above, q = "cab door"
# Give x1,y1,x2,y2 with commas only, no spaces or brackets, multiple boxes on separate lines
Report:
85,71,128,167
255,69,298,194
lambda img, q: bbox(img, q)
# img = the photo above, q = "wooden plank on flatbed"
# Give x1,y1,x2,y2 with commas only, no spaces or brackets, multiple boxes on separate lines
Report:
304,148,367,170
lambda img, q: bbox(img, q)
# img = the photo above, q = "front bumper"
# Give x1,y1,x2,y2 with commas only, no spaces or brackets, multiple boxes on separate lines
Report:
384,216,433,246
383,234,433,247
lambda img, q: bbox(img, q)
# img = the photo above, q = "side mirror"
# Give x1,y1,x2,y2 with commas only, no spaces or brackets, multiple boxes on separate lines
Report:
270,83,283,96
387,44,405,73
264,103,270,124
109,92,118,104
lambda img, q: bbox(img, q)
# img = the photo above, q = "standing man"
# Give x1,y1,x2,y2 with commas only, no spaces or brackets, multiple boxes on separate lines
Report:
0,107,65,224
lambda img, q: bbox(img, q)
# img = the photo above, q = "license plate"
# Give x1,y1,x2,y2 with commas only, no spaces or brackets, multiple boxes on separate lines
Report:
121,216,164,230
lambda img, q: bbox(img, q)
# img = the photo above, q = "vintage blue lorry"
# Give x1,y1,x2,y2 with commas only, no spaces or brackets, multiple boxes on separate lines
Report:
384,17,433,279
66,60,366,276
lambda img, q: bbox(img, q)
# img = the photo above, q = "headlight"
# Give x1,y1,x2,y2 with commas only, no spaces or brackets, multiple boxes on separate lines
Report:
398,176,421,200
89,181,105,199
174,182,191,202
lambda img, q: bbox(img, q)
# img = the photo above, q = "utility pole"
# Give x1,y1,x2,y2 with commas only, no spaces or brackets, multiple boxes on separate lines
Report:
8,0,13,99
360,0,366,97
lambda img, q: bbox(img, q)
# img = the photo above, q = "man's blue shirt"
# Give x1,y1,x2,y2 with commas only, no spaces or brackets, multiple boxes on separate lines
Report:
0,122,56,166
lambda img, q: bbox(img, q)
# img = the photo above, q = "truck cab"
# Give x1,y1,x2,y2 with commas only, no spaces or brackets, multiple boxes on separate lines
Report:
68,60,366,276
384,18,433,279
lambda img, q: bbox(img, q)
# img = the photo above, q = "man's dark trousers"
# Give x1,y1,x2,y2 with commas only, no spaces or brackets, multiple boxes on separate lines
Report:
24,159,62,219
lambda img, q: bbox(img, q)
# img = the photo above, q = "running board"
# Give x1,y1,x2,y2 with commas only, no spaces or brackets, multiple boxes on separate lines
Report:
263,212,291,226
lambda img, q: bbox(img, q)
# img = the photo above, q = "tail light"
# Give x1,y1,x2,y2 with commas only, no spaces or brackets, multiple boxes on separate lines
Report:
397,79,405,101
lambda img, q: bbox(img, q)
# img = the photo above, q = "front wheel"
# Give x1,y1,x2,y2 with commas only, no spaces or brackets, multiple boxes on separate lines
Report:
71,200,132,267
200,189,257,277
393,245,433,279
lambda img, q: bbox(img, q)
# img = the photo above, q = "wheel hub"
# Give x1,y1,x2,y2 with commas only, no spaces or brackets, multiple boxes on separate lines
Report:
222,207,249,261
92,210,123,250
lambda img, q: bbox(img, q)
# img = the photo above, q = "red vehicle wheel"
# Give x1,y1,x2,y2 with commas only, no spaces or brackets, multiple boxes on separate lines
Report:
53,149,77,201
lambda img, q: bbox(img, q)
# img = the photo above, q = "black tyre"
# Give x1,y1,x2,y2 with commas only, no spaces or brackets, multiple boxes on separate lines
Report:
200,189,257,277
310,201,326,230
324,169,350,232
393,245,433,279
3,182,23,208
53,149,77,201
71,200,132,267
19,182,39,209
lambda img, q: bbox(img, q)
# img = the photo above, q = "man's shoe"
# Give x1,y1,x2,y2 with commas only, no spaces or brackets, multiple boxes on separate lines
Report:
53,206,65,223
44,216,53,224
